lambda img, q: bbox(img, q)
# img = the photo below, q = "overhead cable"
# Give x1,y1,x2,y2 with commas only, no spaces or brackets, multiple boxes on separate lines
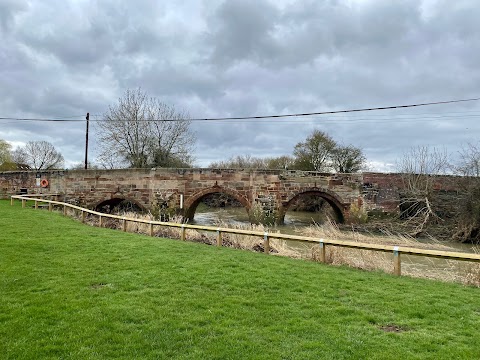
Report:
0,97,479,123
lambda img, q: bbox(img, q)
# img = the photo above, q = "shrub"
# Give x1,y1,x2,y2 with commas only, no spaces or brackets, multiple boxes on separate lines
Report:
348,202,368,224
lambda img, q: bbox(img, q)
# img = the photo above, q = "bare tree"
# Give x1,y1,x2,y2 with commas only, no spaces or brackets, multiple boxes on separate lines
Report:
209,155,295,169
265,155,295,170
13,141,64,170
397,146,449,192
69,162,99,170
456,142,480,177
396,146,449,235
210,130,365,173
96,88,196,168
96,150,129,170
209,155,268,169
453,142,480,243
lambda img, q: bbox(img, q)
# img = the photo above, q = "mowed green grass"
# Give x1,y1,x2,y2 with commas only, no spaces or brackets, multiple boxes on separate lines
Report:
1,200,479,359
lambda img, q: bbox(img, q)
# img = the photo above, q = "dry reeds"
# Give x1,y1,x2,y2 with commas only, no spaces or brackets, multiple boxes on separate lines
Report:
89,212,299,256
212,221,301,258
301,219,480,286
69,208,480,287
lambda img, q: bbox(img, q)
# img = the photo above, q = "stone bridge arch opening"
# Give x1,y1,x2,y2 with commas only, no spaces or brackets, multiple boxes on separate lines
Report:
94,197,146,214
279,189,346,225
184,187,251,223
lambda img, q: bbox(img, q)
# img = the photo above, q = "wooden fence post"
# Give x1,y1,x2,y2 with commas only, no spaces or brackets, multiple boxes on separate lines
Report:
264,232,270,254
181,224,186,241
10,197,480,276
393,246,401,276
319,239,326,263
216,228,222,247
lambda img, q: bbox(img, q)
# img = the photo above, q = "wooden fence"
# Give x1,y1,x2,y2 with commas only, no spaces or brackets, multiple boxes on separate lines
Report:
10,194,480,276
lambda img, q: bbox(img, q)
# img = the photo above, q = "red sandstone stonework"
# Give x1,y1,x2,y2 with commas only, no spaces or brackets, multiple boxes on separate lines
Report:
0,168,457,224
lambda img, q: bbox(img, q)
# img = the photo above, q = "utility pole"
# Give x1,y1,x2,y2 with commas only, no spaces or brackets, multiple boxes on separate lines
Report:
84,112,89,169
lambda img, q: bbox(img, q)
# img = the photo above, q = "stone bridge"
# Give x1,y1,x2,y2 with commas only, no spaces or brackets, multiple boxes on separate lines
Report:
1,168,411,224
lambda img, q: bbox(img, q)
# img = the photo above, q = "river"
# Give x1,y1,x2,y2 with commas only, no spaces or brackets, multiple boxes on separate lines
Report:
192,206,476,251
190,206,479,283
191,205,327,235
192,206,474,247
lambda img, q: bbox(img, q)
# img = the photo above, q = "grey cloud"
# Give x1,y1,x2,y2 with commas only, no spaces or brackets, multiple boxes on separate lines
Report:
2,0,480,170
128,64,223,101
208,0,280,66
0,0,28,32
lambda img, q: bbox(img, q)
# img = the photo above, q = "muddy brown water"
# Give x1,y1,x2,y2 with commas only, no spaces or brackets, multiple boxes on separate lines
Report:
191,207,479,280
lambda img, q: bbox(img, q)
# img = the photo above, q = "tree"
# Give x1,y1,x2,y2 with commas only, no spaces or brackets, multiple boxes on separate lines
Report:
453,142,480,243
0,140,11,163
395,146,450,235
209,155,268,169
0,139,16,170
208,155,295,169
293,130,336,171
69,162,99,170
96,88,196,169
456,142,480,177
330,145,366,173
13,141,64,170
265,155,295,170
209,130,366,173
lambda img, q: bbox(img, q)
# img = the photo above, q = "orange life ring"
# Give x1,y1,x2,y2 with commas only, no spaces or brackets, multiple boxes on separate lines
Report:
40,179,49,188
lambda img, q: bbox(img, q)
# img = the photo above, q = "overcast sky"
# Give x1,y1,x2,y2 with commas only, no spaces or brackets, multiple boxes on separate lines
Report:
1,0,479,171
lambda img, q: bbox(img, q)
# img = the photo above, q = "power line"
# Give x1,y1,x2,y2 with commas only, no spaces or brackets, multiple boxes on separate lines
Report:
0,115,87,122
190,97,480,121
1,97,479,123
4,111,480,126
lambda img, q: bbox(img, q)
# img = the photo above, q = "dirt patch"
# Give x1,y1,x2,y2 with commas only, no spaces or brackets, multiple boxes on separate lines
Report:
378,324,409,333
90,282,112,290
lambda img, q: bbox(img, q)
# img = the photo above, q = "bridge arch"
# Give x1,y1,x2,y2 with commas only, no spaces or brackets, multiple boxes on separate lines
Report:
279,188,347,224
93,197,146,214
184,186,251,222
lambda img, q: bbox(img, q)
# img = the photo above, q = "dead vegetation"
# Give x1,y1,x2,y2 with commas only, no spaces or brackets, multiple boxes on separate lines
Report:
63,206,480,287
299,219,480,287
70,209,296,256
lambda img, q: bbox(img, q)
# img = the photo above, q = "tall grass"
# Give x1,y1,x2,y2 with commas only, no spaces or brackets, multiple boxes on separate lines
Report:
300,219,480,286
75,210,298,256
64,206,480,286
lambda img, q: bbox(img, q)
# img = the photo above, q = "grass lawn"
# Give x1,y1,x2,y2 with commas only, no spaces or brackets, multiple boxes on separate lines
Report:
1,199,480,359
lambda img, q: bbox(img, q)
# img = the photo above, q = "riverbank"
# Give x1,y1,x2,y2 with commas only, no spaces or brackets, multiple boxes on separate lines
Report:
1,200,480,359
192,205,480,285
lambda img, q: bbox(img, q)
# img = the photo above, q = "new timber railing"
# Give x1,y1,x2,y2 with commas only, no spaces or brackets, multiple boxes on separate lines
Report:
10,194,480,277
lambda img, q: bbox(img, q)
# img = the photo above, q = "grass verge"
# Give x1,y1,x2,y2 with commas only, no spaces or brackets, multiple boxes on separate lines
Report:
1,200,480,359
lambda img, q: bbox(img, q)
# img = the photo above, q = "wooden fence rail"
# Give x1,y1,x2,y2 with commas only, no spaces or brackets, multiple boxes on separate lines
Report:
10,195,480,276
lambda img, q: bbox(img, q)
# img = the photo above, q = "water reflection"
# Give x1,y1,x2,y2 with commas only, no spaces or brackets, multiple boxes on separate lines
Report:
191,206,324,235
